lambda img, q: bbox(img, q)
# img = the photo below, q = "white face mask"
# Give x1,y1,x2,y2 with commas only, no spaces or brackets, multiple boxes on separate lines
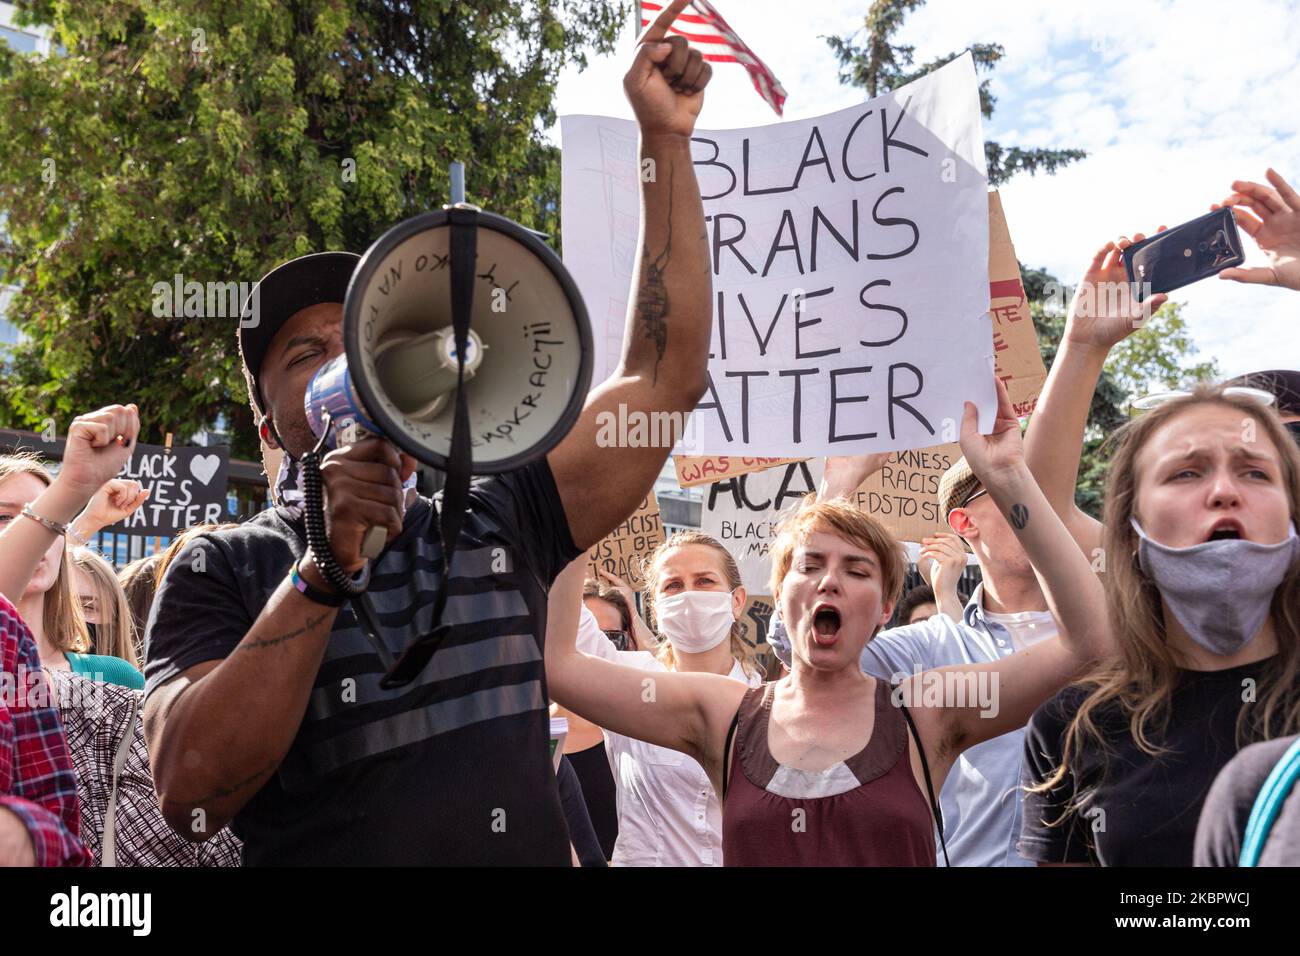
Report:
656,590,736,654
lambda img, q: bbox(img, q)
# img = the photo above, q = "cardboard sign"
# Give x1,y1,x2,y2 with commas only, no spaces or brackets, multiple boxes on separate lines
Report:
107,444,229,537
673,454,805,488
586,492,665,589
699,460,824,592
845,441,962,543
736,594,778,652
988,191,1047,417
563,53,994,457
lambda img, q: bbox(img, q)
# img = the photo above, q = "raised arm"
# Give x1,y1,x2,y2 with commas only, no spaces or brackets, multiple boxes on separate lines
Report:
545,557,744,769
1022,235,1167,557
0,405,139,605
550,0,714,550
917,379,1114,756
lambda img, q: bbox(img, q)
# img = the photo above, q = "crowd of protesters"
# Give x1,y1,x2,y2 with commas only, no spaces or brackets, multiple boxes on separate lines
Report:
2,0,1300,868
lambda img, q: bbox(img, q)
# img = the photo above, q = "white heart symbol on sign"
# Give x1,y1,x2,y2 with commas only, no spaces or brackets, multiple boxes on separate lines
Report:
190,454,220,485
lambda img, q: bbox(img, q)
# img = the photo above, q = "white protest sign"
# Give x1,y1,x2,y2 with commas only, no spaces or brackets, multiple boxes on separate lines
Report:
562,53,993,457
699,459,824,593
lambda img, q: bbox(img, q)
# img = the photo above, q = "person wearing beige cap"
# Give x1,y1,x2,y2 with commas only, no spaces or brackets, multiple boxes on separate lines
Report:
762,447,1064,866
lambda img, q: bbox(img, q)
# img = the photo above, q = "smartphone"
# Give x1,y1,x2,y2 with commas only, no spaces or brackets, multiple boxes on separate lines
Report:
1122,207,1245,301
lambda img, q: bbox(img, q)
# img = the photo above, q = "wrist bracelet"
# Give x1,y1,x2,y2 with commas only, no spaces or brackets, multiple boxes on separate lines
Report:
290,558,347,608
19,503,69,537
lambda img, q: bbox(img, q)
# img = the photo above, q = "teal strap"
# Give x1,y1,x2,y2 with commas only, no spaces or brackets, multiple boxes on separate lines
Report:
1240,736,1300,866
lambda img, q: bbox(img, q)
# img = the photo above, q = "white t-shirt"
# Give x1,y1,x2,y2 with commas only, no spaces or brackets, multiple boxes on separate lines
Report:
574,604,757,866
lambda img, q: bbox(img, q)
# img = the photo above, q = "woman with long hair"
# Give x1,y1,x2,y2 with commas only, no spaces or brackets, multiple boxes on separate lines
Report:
557,531,761,866
1019,385,1300,865
116,552,164,660
547,380,1116,865
71,547,141,670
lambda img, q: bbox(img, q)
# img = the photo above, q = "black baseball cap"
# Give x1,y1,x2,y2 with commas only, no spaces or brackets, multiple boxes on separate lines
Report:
1222,369,1300,416
238,251,360,419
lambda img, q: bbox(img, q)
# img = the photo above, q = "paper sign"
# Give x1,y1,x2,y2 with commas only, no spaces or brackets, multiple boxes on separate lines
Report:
673,454,805,488
988,191,1047,417
586,492,665,588
563,53,993,457
845,441,961,543
699,460,824,592
107,443,229,537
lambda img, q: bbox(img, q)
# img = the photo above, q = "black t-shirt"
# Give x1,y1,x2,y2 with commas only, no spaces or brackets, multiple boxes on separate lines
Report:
1195,734,1300,867
1020,659,1279,867
144,460,581,865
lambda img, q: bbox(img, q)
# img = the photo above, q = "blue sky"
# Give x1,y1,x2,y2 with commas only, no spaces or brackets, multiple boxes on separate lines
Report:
553,0,1299,381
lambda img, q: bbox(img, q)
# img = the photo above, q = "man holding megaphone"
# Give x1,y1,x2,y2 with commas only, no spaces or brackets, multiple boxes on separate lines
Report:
142,0,714,866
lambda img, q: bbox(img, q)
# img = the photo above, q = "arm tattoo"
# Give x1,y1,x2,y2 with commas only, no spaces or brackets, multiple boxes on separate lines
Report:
1009,503,1029,530
190,758,281,809
636,166,673,387
237,608,334,653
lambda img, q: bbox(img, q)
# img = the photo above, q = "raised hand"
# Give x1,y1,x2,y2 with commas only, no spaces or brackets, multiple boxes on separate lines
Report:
55,405,141,505
959,377,1024,491
624,0,712,139
73,478,150,538
1216,168,1300,291
1065,232,1169,352
919,532,966,594
596,566,639,607
819,453,890,501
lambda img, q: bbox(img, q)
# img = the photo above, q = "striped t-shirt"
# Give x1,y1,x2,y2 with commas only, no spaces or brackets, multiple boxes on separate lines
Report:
144,460,580,865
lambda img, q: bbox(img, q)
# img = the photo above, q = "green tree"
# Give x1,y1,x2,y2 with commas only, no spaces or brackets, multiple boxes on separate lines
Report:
0,0,624,459
1023,266,1219,517
827,0,1086,186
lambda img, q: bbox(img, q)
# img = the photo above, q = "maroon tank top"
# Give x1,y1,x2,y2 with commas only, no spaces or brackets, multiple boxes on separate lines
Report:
721,679,937,866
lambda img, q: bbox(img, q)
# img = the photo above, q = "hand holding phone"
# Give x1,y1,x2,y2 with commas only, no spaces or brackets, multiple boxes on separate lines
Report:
1122,207,1245,301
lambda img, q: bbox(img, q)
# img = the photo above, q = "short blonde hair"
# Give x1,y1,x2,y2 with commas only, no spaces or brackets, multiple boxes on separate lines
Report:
768,496,907,611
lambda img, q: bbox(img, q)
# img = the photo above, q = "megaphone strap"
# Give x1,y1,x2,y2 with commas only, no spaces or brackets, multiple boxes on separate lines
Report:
379,206,479,690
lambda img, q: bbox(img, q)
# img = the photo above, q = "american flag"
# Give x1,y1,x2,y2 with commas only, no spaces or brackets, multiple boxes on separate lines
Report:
641,0,788,116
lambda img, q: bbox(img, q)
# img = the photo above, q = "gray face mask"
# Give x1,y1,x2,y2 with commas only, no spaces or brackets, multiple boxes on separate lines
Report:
1131,517,1299,656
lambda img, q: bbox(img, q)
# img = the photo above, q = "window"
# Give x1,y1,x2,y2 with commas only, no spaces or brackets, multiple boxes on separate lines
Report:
0,25,39,53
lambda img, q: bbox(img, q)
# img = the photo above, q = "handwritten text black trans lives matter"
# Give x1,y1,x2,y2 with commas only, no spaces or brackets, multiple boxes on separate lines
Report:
690,101,939,449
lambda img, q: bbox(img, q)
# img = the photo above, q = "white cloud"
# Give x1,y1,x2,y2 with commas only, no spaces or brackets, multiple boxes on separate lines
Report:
553,0,1299,379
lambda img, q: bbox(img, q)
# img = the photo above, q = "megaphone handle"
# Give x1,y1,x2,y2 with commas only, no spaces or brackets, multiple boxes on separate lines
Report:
361,526,388,560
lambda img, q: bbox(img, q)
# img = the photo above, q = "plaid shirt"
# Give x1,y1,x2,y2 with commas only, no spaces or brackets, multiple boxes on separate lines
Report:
45,668,242,866
0,595,89,866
